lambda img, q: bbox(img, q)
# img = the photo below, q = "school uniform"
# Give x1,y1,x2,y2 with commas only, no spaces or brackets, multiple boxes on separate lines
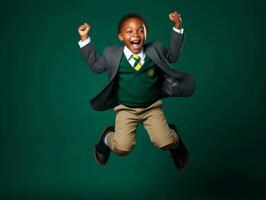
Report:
79,27,195,151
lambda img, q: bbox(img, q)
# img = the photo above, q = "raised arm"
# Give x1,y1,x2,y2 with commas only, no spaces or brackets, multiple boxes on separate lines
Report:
78,23,107,73
163,11,185,64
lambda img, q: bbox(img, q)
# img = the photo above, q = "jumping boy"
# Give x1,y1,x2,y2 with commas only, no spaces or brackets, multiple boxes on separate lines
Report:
77,11,195,169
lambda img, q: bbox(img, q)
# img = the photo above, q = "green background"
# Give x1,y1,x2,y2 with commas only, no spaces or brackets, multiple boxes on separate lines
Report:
0,0,265,199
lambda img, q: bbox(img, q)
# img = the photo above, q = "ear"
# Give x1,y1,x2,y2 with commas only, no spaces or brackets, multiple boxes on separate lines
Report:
118,33,123,41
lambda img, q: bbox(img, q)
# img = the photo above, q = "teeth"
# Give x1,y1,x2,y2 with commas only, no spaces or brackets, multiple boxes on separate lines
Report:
131,40,141,44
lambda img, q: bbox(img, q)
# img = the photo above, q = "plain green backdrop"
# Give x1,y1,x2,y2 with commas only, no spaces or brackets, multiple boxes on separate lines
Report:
0,0,265,199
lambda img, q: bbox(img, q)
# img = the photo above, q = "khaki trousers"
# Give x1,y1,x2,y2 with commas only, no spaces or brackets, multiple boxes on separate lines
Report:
106,100,178,152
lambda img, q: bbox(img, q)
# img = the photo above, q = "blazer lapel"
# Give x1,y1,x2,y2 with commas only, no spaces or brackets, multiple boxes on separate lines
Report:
108,46,123,82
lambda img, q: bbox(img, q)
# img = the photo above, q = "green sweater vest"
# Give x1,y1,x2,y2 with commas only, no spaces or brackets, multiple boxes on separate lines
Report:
117,54,162,107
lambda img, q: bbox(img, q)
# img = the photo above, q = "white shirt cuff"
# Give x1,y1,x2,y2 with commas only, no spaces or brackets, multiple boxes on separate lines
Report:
173,27,184,34
78,37,91,48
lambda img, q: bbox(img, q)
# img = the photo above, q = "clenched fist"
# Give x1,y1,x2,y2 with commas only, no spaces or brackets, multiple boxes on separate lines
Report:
78,23,91,41
169,11,182,29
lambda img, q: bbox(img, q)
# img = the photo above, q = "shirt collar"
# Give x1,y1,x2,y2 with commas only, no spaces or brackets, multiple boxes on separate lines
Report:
123,45,145,61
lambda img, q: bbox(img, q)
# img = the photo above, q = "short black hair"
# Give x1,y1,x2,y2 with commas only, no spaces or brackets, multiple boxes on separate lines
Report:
117,13,147,33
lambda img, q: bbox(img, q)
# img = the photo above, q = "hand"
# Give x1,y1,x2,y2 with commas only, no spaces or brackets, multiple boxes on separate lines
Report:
78,22,91,41
169,11,182,29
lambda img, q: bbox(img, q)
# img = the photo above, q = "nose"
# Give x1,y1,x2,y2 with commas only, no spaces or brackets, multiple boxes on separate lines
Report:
132,30,140,37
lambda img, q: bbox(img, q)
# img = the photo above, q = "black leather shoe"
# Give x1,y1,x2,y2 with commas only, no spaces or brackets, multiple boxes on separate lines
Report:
94,126,115,166
169,124,189,170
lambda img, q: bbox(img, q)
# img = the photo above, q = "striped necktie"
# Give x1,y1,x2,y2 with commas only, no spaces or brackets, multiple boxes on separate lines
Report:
132,54,142,71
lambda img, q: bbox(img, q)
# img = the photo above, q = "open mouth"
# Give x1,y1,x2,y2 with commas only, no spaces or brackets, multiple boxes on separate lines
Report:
130,39,142,51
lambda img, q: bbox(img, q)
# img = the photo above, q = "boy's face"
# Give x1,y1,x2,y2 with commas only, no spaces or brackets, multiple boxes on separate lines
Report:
118,18,146,53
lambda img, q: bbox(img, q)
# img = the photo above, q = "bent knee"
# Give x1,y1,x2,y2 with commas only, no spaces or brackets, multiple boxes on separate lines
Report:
114,148,130,156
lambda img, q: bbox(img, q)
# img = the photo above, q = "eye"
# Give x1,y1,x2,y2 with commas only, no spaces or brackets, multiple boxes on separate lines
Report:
126,30,132,34
139,29,144,33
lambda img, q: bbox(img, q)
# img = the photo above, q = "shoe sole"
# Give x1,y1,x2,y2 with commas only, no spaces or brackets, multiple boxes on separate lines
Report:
175,136,189,171
176,160,188,170
94,147,106,166
169,124,189,170
93,126,114,166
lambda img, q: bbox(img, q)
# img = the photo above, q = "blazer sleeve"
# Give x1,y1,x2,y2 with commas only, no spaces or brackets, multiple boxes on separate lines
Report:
162,30,185,64
79,42,108,73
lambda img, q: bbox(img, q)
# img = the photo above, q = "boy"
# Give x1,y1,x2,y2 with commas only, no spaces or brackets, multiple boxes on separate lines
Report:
77,11,195,169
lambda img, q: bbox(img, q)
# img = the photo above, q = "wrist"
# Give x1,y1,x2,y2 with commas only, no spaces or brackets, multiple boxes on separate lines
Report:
174,22,181,29
80,35,89,41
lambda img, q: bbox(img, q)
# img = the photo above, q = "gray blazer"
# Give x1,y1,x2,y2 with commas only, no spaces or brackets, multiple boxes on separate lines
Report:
79,30,195,111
